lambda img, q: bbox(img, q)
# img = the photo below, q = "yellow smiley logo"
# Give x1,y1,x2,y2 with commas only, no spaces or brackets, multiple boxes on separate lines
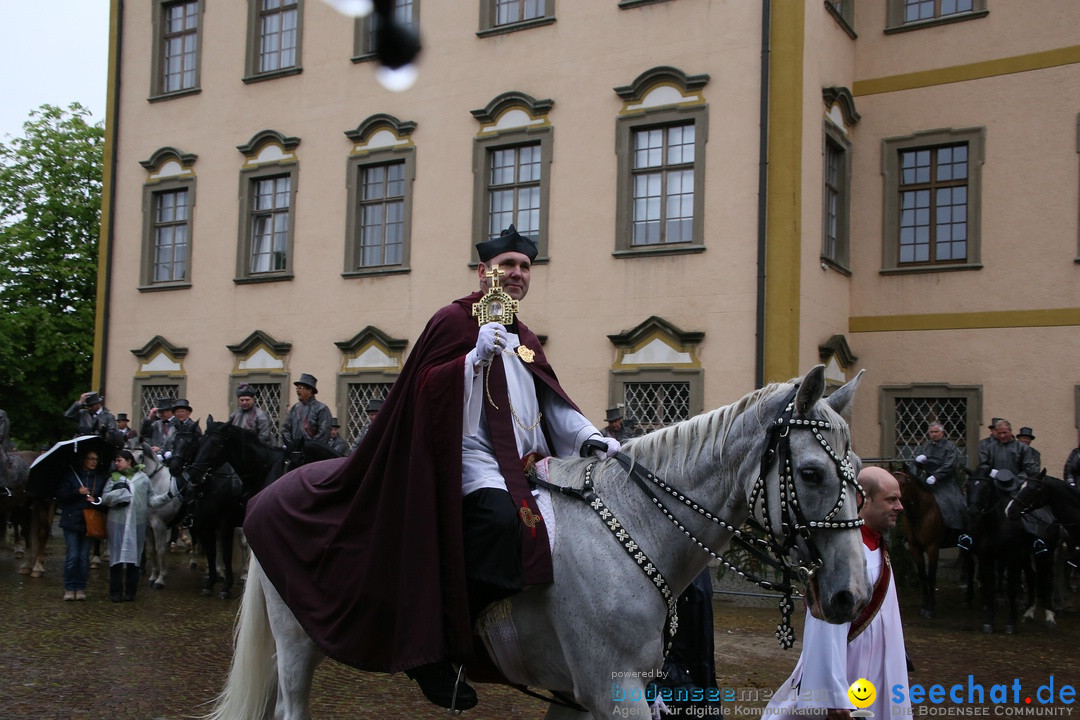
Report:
848,678,876,709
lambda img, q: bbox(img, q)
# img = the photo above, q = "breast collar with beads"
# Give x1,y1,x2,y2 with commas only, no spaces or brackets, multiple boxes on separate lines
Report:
531,385,864,652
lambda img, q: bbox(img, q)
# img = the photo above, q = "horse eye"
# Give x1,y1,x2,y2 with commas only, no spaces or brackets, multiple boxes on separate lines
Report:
798,467,823,484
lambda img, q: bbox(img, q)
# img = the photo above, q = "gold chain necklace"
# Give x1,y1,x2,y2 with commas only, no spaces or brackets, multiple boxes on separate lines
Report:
484,351,543,431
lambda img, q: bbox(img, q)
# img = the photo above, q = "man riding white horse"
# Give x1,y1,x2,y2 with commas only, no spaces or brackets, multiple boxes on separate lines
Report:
244,225,619,710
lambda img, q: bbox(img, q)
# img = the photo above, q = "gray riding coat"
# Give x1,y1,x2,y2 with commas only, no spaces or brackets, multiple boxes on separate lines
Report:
916,438,965,530
280,398,332,446
228,406,275,446
977,439,1039,481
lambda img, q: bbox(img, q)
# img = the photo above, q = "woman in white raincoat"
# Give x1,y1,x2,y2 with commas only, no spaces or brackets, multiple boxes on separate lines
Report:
101,449,175,602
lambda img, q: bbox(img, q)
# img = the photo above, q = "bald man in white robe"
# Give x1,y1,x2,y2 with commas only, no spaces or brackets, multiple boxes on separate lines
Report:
762,466,912,720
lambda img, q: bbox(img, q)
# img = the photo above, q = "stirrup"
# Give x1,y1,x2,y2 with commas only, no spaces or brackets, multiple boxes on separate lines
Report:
956,534,973,551
407,661,478,711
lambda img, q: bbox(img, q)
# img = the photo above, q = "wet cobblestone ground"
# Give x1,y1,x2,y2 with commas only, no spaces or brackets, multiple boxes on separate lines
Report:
0,535,1076,719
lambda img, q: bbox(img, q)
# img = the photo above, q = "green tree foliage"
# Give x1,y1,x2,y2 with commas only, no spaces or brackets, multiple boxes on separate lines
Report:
0,103,104,449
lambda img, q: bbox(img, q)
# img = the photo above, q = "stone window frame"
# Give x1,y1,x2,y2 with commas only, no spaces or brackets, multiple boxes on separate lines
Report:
879,382,982,468
244,0,304,84
130,335,189,420
824,0,856,38
477,0,555,37
150,0,204,100
614,66,710,258
352,0,419,62
821,87,859,273
607,316,705,433
470,92,554,264
235,130,301,284
885,0,988,34
139,147,198,291
343,114,417,277
335,326,407,445
880,127,985,274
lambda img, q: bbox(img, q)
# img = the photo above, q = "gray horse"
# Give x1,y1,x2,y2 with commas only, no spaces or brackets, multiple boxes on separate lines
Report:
143,443,185,589
203,365,869,720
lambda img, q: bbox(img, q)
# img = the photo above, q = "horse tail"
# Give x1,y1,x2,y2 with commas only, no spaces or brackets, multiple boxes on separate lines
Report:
202,554,277,720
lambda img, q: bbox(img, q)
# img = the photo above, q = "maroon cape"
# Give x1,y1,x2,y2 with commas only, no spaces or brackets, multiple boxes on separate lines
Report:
244,292,579,672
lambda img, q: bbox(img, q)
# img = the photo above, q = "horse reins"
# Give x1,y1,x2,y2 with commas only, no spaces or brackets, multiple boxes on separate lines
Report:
533,387,864,651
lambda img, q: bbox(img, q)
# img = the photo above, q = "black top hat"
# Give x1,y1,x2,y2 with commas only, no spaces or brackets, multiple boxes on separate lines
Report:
116,413,129,422
1017,427,1035,440
367,399,383,413
83,392,103,406
172,398,193,412
988,417,1004,430
475,224,538,263
605,407,623,423
294,373,318,393
236,383,256,398
158,398,176,412
331,417,341,427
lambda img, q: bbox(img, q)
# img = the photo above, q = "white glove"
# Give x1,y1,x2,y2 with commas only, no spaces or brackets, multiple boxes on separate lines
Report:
915,454,927,464
475,322,505,365
596,437,621,458
164,450,173,460
926,475,937,486
990,469,999,479
155,453,164,463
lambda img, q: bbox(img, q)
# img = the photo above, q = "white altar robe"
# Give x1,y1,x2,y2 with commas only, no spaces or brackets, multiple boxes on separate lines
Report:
762,539,911,719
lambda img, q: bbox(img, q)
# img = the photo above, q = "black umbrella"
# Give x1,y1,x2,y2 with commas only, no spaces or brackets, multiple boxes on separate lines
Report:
27,435,117,499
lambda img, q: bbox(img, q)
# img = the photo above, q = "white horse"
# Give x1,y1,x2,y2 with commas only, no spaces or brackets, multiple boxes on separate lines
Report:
204,365,869,720
142,444,185,589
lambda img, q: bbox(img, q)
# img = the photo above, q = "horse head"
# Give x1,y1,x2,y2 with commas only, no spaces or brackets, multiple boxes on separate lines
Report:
186,416,230,487
776,365,868,624
712,365,867,625
1005,470,1049,521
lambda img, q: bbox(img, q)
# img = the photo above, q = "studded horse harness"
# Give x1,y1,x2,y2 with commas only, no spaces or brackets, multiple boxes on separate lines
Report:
531,386,864,652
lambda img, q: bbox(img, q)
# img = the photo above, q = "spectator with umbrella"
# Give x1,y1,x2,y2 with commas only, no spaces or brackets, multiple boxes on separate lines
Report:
30,436,116,600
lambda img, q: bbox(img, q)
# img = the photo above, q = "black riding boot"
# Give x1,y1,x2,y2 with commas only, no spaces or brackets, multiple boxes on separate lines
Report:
406,662,478,710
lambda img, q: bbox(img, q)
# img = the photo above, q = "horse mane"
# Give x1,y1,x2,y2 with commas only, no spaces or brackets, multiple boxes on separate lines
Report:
621,380,795,483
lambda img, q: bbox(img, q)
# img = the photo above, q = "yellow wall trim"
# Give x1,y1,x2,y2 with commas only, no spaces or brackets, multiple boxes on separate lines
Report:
762,1,805,384
853,45,1080,96
850,308,1080,333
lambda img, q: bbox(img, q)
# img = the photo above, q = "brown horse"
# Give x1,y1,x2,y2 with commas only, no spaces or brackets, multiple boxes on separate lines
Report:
893,467,969,618
0,450,52,577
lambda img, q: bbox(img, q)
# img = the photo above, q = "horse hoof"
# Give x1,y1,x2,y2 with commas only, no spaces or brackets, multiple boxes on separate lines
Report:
1022,607,1035,622
153,582,165,590
1045,612,1056,628
14,549,24,559
30,570,43,578
1004,624,1016,635
218,591,231,600
17,567,30,575
201,588,212,597
982,624,994,634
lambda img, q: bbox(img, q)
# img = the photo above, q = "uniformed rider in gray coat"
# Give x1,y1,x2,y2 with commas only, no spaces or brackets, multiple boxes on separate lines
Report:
64,392,123,449
912,421,966,533
228,383,276,446
280,373,332,450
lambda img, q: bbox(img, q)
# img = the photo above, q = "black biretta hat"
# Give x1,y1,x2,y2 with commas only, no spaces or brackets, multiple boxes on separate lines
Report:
475,224,538,263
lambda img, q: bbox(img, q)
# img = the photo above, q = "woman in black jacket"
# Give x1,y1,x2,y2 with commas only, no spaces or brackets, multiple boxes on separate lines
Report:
55,448,108,600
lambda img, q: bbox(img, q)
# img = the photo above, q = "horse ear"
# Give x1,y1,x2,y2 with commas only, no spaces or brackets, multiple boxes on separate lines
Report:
207,414,214,424
794,365,827,416
825,368,865,422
